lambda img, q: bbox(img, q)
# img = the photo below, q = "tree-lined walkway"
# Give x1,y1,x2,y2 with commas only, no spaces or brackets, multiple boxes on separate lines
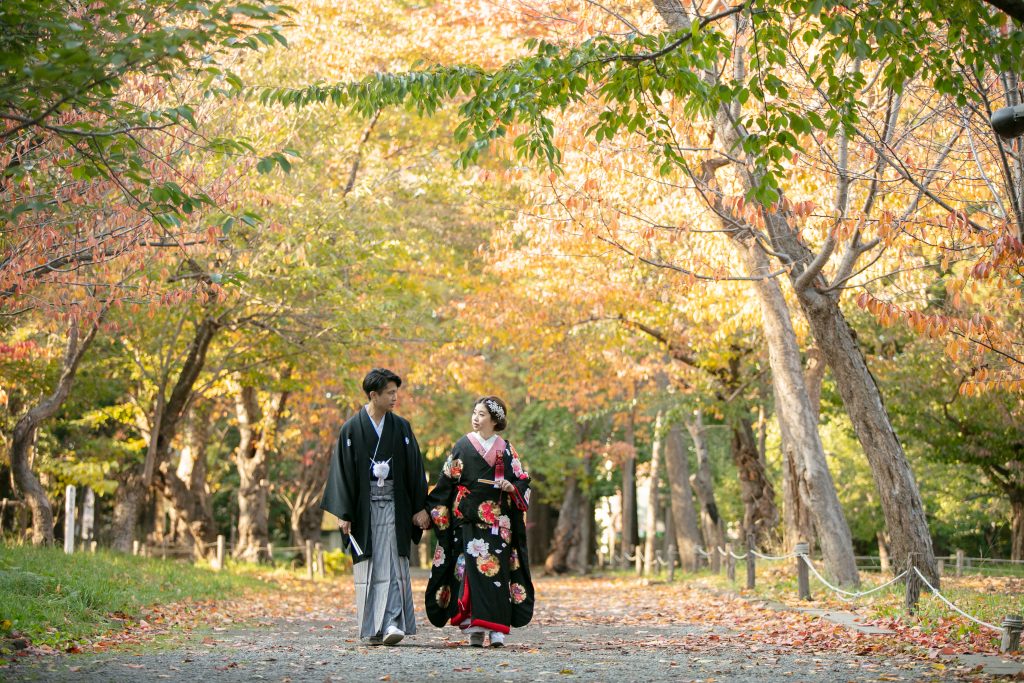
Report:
8,572,981,682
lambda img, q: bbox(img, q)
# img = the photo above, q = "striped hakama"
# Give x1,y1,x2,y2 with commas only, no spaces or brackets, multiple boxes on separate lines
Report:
354,480,416,639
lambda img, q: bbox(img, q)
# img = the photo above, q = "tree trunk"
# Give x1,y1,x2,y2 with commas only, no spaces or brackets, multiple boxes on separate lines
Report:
10,317,101,545
147,316,221,555
731,417,778,548
293,503,324,550
527,496,554,567
664,423,703,571
782,442,815,552
233,381,289,563
685,411,725,572
233,384,269,563
286,444,332,549
797,288,938,583
643,411,664,575
111,468,145,553
877,530,892,573
805,347,827,422
174,402,216,559
741,239,858,585
545,476,581,574
651,0,858,586
1011,492,1024,562
570,481,594,574
621,410,639,557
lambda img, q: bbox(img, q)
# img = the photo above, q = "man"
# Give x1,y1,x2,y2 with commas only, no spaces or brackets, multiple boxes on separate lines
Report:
320,368,430,645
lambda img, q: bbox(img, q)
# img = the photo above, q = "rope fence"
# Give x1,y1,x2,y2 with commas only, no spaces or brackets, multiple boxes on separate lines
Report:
751,549,796,561
912,566,1002,633
800,554,908,601
789,550,1020,651
633,541,1024,653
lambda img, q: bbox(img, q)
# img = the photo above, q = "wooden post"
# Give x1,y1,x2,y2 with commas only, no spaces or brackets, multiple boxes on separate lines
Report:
956,549,964,577
695,547,703,571
726,543,736,583
90,540,97,553
80,487,95,543
161,538,167,560
267,543,274,564
905,554,921,615
64,485,76,554
132,539,140,556
746,533,756,590
1001,615,1023,653
216,534,225,571
937,558,944,577
306,540,315,581
667,544,677,582
634,547,643,576
795,541,811,600
316,542,326,579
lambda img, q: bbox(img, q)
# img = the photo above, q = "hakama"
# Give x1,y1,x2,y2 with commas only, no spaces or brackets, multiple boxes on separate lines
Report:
354,481,416,638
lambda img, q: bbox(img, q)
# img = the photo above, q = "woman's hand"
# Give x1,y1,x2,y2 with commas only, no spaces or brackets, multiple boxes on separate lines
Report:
500,479,515,493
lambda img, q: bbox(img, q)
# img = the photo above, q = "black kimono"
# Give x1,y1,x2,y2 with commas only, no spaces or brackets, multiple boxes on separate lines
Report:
319,409,427,561
424,434,534,634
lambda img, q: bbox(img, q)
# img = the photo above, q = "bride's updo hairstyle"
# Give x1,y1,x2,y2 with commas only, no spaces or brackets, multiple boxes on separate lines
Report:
476,396,508,432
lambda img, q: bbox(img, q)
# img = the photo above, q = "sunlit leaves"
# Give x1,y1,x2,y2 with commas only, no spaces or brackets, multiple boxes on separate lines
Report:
0,0,292,231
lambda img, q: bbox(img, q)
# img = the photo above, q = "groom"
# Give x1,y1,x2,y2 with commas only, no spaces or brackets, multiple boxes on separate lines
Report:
320,368,430,645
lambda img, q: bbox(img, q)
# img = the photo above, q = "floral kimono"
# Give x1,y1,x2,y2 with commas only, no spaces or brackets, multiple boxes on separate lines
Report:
424,434,534,635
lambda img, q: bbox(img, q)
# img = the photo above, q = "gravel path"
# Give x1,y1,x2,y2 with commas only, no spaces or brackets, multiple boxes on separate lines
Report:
7,572,961,682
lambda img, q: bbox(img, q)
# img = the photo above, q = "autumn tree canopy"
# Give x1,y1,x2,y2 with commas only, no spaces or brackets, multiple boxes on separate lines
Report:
3,0,1024,577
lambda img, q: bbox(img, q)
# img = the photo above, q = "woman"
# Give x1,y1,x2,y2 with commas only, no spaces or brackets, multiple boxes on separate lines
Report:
424,396,534,647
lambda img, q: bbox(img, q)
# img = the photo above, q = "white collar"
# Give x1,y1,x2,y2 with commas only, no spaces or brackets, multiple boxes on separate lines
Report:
365,405,385,436
474,432,498,450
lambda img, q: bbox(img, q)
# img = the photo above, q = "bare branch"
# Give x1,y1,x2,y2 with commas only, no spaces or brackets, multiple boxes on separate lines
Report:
826,232,882,293
794,233,837,293
343,110,381,197
594,234,786,281
612,3,748,63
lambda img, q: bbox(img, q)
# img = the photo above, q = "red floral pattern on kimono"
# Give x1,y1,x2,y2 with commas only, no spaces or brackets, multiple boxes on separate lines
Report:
430,505,450,530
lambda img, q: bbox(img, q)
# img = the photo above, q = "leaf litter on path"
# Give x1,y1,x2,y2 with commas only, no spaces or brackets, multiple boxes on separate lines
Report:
5,571,1018,680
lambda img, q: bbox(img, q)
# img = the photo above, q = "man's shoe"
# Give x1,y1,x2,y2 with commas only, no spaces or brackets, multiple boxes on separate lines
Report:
489,631,505,647
469,631,485,647
383,626,405,645
366,636,384,646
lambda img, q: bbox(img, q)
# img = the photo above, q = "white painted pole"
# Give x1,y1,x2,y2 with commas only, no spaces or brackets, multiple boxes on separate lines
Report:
80,487,95,541
64,485,76,554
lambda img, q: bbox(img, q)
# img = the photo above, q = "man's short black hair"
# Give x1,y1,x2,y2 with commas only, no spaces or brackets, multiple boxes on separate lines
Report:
363,368,402,397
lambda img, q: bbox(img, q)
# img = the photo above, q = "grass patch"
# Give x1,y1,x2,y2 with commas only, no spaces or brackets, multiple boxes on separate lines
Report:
0,544,268,649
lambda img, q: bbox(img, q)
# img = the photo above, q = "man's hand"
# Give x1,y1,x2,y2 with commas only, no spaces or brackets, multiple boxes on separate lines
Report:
339,519,352,535
412,509,430,530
